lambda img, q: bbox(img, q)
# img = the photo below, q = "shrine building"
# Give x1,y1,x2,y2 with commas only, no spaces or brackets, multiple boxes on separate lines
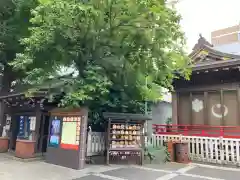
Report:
172,35,240,127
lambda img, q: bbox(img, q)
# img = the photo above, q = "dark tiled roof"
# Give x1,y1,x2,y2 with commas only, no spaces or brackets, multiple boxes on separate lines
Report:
103,112,152,121
190,34,240,60
0,75,72,99
188,35,240,71
192,34,213,51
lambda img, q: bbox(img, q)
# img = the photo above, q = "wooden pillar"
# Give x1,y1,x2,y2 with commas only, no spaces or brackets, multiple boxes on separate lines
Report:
106,118,111,165
172,92,178,124
203,92,208,125
79,114,88,169
140,121,144,165
34,104,42,153
237,89,240,126
0,102,5,135
220,90,224,126
0,63,4,136
38,114,46,152
189,92,193,125
9,113,16,151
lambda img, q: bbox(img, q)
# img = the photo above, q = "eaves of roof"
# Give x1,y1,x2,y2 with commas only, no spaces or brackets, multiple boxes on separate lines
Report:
193,58,240,71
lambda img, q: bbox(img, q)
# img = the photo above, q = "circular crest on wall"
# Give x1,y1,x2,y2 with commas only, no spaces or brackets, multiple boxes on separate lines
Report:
192,99,203,113
211,104,228,118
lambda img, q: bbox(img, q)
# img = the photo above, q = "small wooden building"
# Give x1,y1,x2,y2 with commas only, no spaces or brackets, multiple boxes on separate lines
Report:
0,78,67,157
172,35,240,126
0,90,55,157
0,85,89,166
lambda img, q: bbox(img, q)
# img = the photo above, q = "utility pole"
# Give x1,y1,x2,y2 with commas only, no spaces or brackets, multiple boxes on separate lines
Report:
144,78,147,115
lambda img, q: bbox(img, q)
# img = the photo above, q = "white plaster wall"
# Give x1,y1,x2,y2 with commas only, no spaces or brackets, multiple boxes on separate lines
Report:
147,101,172,134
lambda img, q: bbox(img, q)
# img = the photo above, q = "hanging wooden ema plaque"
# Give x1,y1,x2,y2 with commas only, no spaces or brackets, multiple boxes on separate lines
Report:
60,116,81,150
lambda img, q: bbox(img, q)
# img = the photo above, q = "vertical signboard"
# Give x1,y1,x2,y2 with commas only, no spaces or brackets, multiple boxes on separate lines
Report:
60,117,81,150
18,116,25,137
49,117,61,147
46,108,88,170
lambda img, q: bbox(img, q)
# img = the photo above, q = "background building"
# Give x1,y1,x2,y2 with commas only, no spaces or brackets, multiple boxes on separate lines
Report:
211,24,240,55
147,90,172,134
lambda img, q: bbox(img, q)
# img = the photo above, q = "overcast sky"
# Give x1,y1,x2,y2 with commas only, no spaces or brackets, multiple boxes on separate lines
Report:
176,0,240,52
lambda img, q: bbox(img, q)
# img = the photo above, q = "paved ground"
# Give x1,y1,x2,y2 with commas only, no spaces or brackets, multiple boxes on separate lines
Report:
1,154,240,180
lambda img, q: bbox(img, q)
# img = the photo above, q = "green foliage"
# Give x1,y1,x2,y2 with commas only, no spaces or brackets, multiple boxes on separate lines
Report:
164,144,171,162
0,0,37,62
9,0,190,117
0,0,38,90
144,144,170,163
166,117,172,125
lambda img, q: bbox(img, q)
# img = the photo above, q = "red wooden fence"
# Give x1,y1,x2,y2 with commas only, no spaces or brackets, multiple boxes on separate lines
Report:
152,124,240,139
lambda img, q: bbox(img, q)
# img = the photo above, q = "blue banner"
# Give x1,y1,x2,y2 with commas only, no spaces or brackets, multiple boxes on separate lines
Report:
18,116,31,139
49,119,61,147
18,116,25,137
27,116,31,134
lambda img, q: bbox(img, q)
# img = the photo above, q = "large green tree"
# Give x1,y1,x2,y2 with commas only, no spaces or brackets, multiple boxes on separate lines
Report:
11,0,190,126
0,0,38,133
0,0,38,91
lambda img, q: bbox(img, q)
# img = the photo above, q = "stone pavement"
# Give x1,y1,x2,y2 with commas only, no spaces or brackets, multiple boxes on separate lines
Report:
1,154,240,180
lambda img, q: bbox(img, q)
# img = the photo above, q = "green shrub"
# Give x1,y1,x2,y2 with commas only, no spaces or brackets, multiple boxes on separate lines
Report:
144,144,170,164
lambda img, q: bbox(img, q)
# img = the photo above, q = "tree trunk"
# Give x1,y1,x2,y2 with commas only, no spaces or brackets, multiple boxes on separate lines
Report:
0,63,4,135
0,64,14,135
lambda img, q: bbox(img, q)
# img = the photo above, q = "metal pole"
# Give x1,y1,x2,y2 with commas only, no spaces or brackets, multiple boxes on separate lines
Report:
144,77,148,114
144,78,148,136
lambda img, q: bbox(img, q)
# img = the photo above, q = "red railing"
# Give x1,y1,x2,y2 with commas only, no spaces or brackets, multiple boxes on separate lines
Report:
152,124,240,139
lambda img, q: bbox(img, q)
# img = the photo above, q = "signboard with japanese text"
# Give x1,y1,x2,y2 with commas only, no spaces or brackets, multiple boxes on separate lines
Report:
60,117,81,150
49,117,61,147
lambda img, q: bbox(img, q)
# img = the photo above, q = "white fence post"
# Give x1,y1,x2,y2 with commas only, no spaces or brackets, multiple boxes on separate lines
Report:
219,137,224,164
148,134,240,166
236,140,240,164
87,132,105,157
86,132,240,166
